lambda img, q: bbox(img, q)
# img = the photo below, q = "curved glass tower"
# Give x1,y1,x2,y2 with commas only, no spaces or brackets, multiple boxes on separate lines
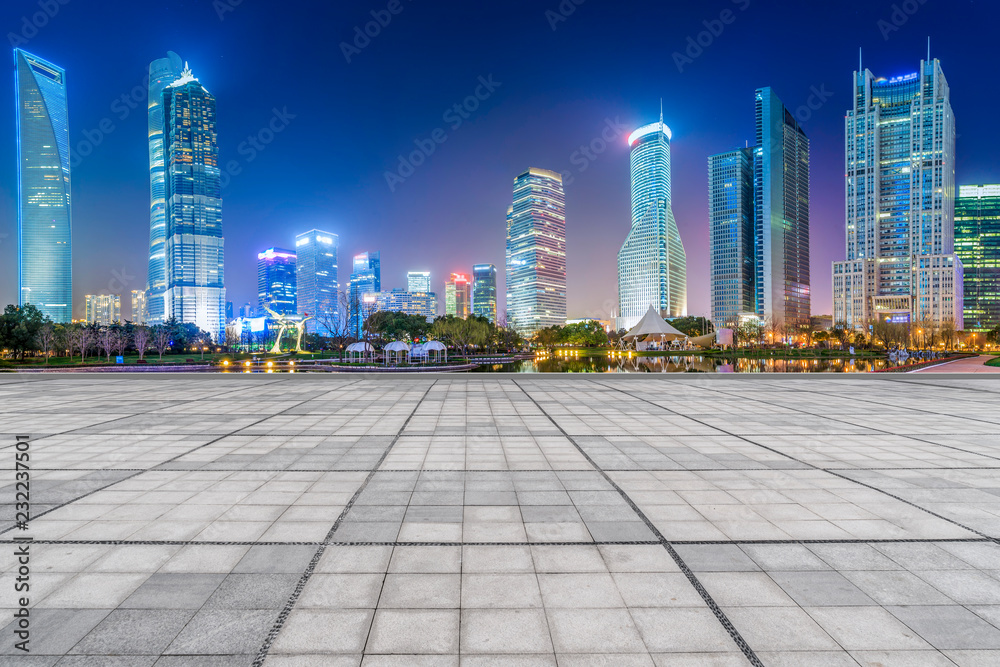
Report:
145,52,184,326
617,113,686,330
15,49,71,322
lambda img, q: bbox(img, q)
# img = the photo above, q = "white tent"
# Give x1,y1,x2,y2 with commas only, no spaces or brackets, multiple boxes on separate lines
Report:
411,340,447,364
622,306,687,350
346,341,374,363
384,341,410,365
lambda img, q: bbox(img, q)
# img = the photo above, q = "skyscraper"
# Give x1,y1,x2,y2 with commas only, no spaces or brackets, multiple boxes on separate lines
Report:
257,248,297,316
407,271,431,293
445,273,470,318
954,185,1000,332
162,64,226,341
754,88,810,329
349,251,380,337
85,294,121,325
708,148,755,328
506,168,566,335
833,58,962,331
295,230,338,334
372,289,437,319
131,289,147,324
144,52,184,326
617,111,686,330
472,263,497,322
15,50,71,322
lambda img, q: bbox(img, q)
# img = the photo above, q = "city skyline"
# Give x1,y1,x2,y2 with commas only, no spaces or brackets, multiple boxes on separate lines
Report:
1,3,999,324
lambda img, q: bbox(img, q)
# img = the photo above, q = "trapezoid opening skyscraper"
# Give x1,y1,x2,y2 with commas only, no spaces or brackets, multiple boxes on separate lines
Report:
162,63,226,342
15,49,71,322
617,109,686,331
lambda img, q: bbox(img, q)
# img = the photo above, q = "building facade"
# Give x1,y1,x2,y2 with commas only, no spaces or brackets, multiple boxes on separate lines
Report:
954,184,1000,332
15,50,71,322
708,148,755,329
349,251,381,337
407,271,431,293
295,230,339,334
617,113,686,330
85,294,121,326
162,65,226,341
144,52,184,326
472,263,497,322
372,289,437,319
754,87,811,329
833,59,962,332
257,248,297,316
445,273,471,318
506,168,567,335
131,290,147,324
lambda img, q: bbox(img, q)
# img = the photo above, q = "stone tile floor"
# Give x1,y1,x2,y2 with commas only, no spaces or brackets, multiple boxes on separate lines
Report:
1,373,999,665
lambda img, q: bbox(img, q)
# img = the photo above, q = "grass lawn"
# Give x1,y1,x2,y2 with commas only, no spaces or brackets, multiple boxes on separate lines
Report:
986,356,1000,368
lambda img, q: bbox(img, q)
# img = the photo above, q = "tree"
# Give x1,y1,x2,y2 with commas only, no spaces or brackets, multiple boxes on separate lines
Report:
987,325,1000,345
35,322,56,363
0,304,47,360
97,326,115,361
533,326,561,350
669,316,713,338
152,325,172,361
367,311,431,343
559,320,608,347
70,326,93,363
317,291,355,360
132,325,151,361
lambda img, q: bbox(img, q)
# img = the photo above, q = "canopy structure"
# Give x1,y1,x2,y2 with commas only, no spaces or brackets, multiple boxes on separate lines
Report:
345,341,374,363
411,340,447,364
384,341,410,365
622,306,687,349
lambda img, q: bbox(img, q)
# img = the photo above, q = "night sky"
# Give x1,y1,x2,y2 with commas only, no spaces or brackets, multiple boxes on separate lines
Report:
1,0,998,322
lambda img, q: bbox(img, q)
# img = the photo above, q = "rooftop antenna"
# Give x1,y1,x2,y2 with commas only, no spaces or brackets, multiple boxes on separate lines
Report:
858,47,862,73
659,98,663,124
926,36,931,63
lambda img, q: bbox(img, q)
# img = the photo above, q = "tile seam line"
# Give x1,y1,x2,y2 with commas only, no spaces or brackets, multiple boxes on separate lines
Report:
589,379,997,543
0,378,359,535
251,379,437,667
512,378,765,667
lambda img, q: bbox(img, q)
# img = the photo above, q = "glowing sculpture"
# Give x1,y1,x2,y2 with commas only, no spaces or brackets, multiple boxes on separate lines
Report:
262,304,313,353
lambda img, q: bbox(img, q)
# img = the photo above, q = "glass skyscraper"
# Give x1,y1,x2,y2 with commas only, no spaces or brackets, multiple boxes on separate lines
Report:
472,263,497,322
833,59,962,331
15,49,71,322
506,168,566,336
754,88,810,329
162,65,226,341
257,248,297,316
955,185,1000,332
708,148,755,328
617,113,686,330
144,52,184,326
295,229,338,334
445,273,470,318
85,294,121,326
407,271,431,293
349,251,380,337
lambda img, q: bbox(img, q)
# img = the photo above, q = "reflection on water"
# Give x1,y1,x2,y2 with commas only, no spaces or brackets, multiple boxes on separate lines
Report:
472,354,912,373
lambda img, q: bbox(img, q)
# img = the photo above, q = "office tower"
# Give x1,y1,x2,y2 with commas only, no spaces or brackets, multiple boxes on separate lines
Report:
85,294,121,325
372,289,437,319
14,50,71,322
349,251,381,337
445,273,471,318
472,263,498,322
162,64,226,341
144,52,184,326
708,148,755,329
295,229,338,334
506,168,566,335
833,58,962,331
238,302,254,318
257,248,297,315
407,271,431,293
754,87,810,329
955,185,1000,332
617,111,686,330
131,290,147,324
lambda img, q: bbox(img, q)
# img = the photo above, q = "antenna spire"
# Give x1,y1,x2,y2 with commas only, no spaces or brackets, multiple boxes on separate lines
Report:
858,47,862,73
926,36,931,62
659,98,663,124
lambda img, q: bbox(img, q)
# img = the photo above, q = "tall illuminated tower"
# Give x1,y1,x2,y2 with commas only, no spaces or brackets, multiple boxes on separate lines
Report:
708,148,755,328
954,185,1000,332
144,51,184,326
349,251,380,337
445,273,471,318
506,168,566,335
257,248,297,316
162,64,226,341
617,110,686,330
15,49,71,322
407,271,431,293
833,58,962,331
472,263,497,322
296,230,338,334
